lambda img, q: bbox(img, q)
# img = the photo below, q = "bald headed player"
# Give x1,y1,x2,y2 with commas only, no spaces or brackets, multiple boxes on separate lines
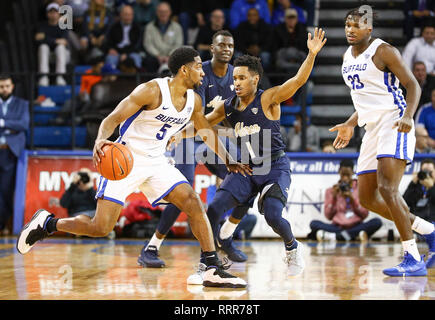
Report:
330,6,435,276
138,31,251,269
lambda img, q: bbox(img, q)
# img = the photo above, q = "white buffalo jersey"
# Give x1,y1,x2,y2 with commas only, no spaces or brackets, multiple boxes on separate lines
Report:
118,77,195,157
342,38,407,126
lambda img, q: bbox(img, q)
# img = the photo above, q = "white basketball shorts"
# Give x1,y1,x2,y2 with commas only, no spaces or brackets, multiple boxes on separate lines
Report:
96,151,189,207
356,110,416,176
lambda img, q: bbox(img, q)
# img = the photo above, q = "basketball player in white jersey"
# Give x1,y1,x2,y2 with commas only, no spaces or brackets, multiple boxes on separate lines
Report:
16,47,251,288
330,6,435,276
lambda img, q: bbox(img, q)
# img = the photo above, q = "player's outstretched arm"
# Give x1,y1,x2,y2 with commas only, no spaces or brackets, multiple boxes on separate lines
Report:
189,93,252,176
263,28,327,107
376,44,421,133
329,111,358,149
93,81,159,167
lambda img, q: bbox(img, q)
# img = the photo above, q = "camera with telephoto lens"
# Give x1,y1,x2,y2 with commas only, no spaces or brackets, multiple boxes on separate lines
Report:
77,171,90,184
339,181,351,192
417,170,431,181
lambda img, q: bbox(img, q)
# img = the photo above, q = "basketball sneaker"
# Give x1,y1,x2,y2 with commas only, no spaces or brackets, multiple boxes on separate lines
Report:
382,252,427,277
316,230,336,242
216,234,247,262
202,262,247,288
187,262,207,285
423,223,435,268
137,245,165,268
16,209,54,254
284,240,305,276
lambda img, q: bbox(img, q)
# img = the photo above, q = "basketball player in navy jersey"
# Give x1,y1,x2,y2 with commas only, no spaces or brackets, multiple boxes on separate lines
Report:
330,7,435,276
16,47,251,288
178,28,327,278
138,31,251,268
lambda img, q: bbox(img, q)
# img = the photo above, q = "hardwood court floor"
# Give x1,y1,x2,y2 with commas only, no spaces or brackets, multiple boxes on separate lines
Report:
0,237,434,300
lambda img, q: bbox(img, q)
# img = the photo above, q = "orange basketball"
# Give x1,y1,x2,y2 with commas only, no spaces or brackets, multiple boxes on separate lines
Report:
97,143,134,180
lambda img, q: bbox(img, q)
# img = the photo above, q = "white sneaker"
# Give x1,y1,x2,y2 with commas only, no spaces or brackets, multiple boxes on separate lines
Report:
38,76,49,86
358,230,368,243
56,76,67,86
285,240,305,276
16,209,54,254
202,265,247,288
316,230,336,242
187,262,206,285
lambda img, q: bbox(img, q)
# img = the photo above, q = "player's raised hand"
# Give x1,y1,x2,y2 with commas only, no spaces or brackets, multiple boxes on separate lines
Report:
329,123,354,149
226,163,253,177
93,139,114,168
393,115,413,133
307,27,327,55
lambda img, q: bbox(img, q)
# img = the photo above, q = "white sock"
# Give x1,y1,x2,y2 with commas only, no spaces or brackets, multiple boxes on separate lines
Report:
220,220,238,240
402,239,421,261
412,216,435,235
146,234,163,250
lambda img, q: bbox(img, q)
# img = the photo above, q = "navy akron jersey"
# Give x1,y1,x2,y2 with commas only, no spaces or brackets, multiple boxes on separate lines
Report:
224,90,286,165
195,60,235,115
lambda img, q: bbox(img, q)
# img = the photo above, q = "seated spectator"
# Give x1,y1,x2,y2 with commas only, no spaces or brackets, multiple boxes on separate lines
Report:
234,8,273,71
104,4,143,69
413,61,435,107
416,126,435,153
271,0,306,26
404,0,435,41
171,0,205,45
415,88,435,149
229,0,271,30
0,75,30,235
143,2,183,73
80,0,113,63
60,168,96,219
133,0,160,29
308,159,383,242
403,23,435,75
403,158,435,225
273,8,308,74
285,114,320,152
194,9,226,61
36,2,71,86
292,0,316,27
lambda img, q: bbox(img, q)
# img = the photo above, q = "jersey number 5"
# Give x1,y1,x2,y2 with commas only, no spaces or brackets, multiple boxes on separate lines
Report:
348,74,364,90
156,124,172,140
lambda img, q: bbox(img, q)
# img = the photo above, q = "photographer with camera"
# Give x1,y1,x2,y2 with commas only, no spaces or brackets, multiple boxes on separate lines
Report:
308,159,382,242
60,168,97,219
403,159,435,226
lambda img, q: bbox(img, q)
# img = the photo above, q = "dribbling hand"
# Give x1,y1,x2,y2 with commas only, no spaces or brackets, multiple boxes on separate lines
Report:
329,123,354,149
93,139,114,168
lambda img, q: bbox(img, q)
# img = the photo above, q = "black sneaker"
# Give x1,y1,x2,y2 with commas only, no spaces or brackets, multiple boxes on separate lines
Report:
217,234,248,262
16,209,54,254
137,245,165,268
202,259,247,288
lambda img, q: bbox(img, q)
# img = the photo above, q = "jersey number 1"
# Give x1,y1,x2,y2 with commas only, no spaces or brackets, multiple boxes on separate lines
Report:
156,124,172,140
348,74,364,90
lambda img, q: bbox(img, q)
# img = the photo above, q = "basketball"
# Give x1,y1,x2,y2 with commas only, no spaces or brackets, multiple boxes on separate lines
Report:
97,143,134,180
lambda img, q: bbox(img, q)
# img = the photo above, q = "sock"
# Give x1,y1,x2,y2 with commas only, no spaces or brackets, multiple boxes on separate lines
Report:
402,238,421,261
285,238,298,251
146,234,163,250
220,220,238,240
203,251,219,267
45,217,58,234
412,217,435,235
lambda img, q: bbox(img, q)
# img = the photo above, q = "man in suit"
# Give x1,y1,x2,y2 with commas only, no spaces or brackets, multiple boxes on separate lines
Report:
105,4,142,69
0,75,30,235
